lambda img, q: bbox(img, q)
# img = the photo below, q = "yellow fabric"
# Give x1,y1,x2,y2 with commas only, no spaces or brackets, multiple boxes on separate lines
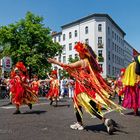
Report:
122,62,137,86
138,55,140,63
77,93,103,117
76,92,123,118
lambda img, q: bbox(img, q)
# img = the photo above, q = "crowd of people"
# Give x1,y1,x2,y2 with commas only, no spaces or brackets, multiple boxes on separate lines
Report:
0,42,140,135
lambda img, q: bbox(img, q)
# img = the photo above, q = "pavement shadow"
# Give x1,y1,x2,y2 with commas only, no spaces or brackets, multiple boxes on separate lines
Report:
22,110,47,115
84,123,107,133
52,104,71,107
84,123,128,135
124,111,140,117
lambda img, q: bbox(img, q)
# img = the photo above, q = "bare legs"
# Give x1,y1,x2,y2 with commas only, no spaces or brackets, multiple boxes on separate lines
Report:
13,104,21,114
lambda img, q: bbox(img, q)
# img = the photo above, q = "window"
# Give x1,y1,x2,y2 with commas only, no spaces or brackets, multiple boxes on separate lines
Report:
63,34,65,41
63,56,66,63
85,26,88,34
108,39,110,48
85,39,89,44
108,51,110,60
58,35,61,42
69,32,72,39
112,31,114,38
75,54,78,58
98,24,102,32
112,54,114,62
75,30,77,37
63,45,66,54
69,43,72,51
54,37,56,42
98,50,103,57
58,55,61,62
112,42,114,50
98,37,102,44
69,55,72,59
108,27,110,35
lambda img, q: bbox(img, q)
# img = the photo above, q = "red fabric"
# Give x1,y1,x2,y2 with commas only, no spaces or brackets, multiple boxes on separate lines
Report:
62,65,112,107
10,75,25,105
10,68,38,106
46,79,59,99
31,81,39,95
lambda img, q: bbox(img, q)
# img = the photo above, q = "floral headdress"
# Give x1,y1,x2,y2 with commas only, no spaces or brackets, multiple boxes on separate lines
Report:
120,68,125,74
74,42,90,56
15,61,27,72
51,70,57,76
74,42,102,72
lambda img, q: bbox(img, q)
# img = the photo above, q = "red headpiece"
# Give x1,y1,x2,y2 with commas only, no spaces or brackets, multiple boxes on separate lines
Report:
74,42,90,56
51,70,57,76
15,62,27,72
120,68,125,74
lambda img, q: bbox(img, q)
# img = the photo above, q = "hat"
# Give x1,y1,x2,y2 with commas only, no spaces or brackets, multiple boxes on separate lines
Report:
15,62,27,72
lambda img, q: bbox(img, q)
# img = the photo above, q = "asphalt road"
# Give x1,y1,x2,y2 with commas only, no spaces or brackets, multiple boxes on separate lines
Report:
0,97,140,140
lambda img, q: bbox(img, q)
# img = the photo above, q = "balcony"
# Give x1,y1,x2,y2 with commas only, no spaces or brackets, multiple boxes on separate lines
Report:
98,43,103,48
98,56,104,62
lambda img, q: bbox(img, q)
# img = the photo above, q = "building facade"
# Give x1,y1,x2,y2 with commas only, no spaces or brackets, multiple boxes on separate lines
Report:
52,14,135,78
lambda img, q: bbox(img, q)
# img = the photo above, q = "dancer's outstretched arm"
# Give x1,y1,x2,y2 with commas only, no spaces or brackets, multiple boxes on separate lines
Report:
47,58,82,68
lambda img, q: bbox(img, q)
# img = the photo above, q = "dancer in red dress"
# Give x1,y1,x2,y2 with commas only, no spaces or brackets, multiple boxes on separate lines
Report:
10,62,38,114
114,68,125,105
30,75,40,96
47,42,123,134
46,70,60,106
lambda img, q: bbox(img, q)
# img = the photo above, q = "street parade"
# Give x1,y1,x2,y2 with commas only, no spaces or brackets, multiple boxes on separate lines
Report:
0,1,140,140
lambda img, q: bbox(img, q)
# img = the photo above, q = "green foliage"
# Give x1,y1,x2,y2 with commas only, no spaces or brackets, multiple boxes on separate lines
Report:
68,57,79,63
0,11,62,77
59,69,69,79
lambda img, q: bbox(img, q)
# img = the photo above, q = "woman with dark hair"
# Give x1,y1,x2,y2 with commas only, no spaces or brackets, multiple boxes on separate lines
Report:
48,42,123,134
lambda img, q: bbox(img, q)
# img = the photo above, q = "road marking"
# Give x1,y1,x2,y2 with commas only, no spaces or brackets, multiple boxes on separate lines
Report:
0,102,49,109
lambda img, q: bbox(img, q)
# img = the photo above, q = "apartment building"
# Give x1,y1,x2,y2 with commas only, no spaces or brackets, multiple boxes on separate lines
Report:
52,13,135,78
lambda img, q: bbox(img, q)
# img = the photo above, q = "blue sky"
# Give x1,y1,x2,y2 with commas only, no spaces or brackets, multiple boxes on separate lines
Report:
0,0,140,52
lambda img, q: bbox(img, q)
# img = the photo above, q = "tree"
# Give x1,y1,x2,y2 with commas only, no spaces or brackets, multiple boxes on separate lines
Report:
68,56,79,63
0,12,62,78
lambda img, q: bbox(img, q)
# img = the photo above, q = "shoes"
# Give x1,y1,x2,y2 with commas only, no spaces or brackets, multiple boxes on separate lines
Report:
13,110,21,115
104,119,115,135
59,96,63,99
28,103,32,109
70,122,84,130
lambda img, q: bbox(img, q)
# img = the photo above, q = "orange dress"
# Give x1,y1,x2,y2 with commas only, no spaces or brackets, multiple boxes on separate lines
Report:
62,59,123,117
